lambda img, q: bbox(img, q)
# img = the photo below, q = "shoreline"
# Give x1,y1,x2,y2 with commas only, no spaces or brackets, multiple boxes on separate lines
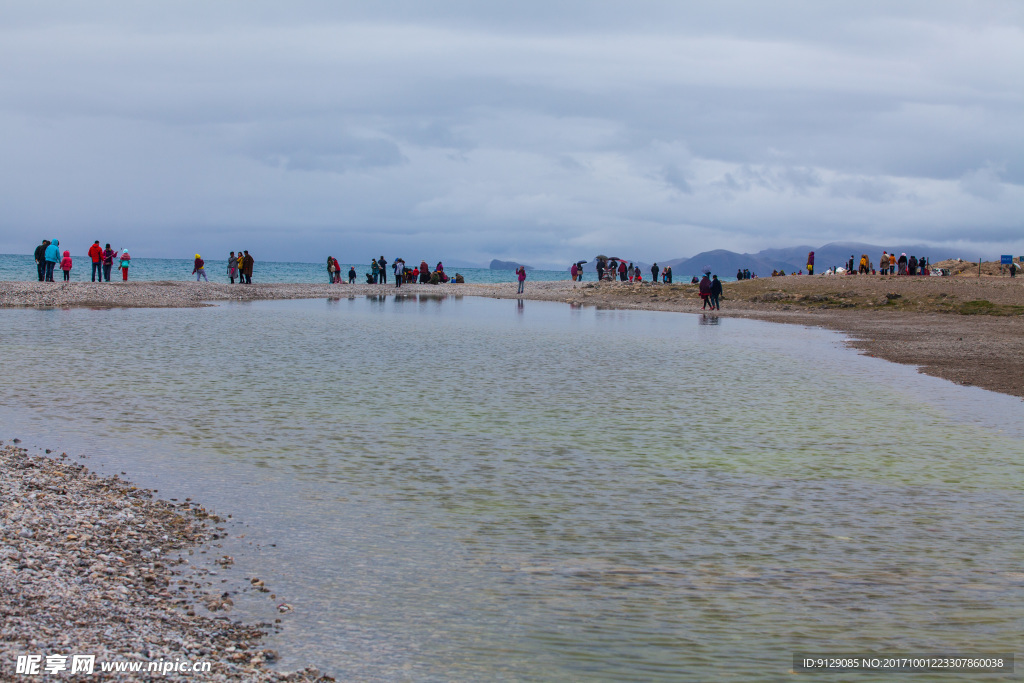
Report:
0,442,330,681
1,276,1022,399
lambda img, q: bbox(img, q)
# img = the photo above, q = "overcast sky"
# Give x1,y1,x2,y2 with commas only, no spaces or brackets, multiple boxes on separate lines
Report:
1,1,1021,266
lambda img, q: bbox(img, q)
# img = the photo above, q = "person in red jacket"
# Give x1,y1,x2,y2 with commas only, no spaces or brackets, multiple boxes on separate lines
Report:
618,260,627,281
88,240,103,282
60,250,73,282
699,273,712,309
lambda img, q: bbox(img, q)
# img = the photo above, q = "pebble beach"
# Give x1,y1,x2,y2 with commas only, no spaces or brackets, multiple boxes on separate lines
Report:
0,443,330,681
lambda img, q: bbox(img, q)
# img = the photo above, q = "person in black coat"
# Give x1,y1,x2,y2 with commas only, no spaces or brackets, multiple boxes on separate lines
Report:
709,275,723,310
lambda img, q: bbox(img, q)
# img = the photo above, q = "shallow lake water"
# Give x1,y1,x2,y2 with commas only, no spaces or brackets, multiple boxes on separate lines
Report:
1,296,1021,681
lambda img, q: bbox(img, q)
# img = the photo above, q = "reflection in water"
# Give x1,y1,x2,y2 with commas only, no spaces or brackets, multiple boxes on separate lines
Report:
0,297,1022,681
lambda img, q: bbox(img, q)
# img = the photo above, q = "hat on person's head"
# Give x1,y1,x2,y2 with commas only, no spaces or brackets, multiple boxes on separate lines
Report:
196,254,201,258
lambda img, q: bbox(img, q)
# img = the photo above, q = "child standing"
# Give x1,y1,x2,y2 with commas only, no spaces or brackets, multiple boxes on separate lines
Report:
119,249,131,281
60,250,73,281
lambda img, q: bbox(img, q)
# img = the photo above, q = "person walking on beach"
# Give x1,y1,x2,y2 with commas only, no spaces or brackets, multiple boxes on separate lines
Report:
192,254,208,281
709,274,722,310
516,266,526,294
43,239,60,282
699,273,712,309
34,239,50,281
59,250,73,282
88,240,103,282
102,244,115,281
119,248,131,280
242,251,254,284
228,252,238,283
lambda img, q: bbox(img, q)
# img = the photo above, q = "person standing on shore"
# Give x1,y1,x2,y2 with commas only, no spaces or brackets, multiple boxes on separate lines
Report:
192,254,208,281
888,252,896,274
651,263,659,283
43,239,60,282
516,266,526,294
709,275,722,310
348,265,356,284
242,251,254,284
59,250,73,282
228,252,238,283
371,259,380,284
618,260,627,281
393,258,404,287
102,244,115,281
119,248,131,280
34,240,50,281
88,241,103,282
327,256,336,284
880,251,889,275
378,256,388,285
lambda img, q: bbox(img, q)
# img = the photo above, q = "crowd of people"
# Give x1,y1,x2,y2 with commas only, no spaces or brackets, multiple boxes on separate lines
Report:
33,239,131,282
321,257,466,287
580,257,675,283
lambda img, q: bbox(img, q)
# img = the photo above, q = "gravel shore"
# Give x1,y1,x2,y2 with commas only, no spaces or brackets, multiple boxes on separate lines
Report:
0,443,330,682
2,276,1021,398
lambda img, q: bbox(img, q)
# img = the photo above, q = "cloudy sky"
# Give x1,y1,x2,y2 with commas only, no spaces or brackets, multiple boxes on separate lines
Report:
1,1,1021,266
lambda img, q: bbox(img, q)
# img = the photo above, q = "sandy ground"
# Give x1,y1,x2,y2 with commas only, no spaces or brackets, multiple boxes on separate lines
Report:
2,274,1022,398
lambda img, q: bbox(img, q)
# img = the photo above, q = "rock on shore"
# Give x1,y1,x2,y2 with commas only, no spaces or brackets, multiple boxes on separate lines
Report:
0,443,330,682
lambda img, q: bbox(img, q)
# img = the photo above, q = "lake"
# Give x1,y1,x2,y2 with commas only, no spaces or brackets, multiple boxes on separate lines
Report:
0,295,1020,681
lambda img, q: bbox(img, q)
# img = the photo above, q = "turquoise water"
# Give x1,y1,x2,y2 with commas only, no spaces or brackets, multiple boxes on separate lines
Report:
1,253,571,284
1,297,1021,681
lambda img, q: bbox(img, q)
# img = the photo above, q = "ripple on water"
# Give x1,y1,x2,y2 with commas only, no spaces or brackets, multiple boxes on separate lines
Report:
1,297,1022,681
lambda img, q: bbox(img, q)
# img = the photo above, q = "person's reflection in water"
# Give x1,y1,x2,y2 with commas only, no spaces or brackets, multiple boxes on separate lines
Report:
517,299,524,315
699,313,720,325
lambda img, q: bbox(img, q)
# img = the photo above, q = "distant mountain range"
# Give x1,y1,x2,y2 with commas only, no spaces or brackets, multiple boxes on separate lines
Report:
490,259,534,270
576,242,983,278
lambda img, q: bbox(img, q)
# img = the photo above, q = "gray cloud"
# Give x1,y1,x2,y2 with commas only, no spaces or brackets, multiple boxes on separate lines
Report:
0,1,1021,266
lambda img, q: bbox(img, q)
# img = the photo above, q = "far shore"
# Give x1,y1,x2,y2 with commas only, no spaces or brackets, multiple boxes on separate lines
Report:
1,275,1022,398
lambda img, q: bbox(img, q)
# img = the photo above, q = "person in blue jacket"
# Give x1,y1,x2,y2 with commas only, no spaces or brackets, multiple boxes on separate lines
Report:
43,239,60,282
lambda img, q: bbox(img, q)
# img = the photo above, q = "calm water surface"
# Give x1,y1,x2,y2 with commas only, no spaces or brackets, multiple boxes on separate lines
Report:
0,296,1021,681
